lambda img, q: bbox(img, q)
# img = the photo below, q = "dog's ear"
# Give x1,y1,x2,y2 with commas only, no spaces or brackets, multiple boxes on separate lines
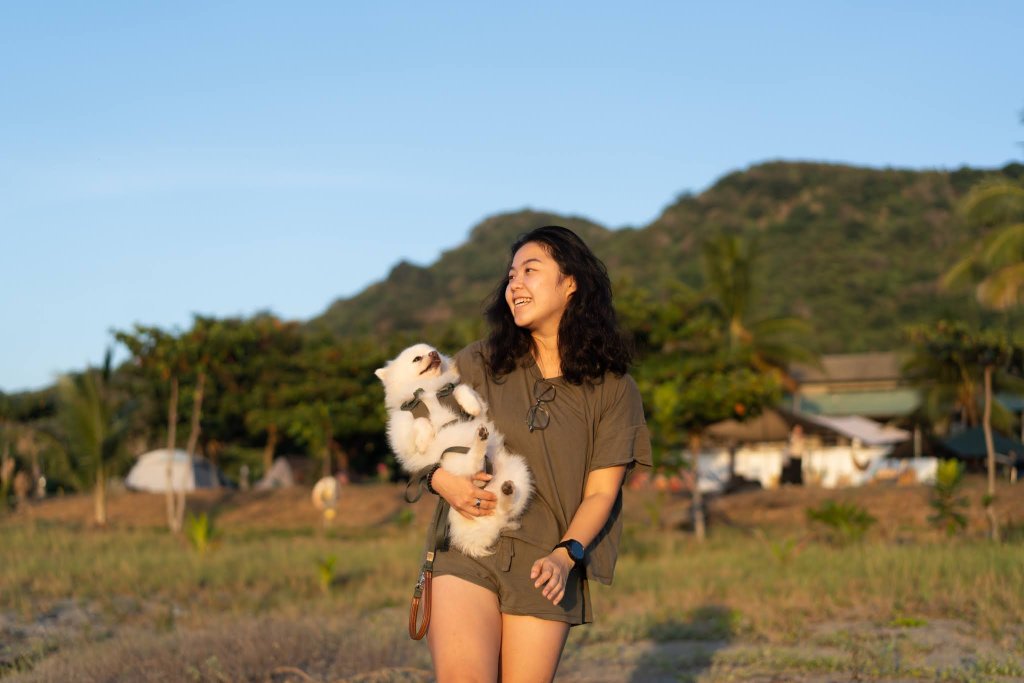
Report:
374,366,389,381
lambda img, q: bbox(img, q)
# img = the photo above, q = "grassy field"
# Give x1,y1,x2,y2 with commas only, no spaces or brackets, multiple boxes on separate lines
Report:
2,479,1024,682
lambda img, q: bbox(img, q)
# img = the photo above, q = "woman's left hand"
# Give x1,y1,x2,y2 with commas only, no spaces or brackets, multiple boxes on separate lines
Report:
530,551,573,605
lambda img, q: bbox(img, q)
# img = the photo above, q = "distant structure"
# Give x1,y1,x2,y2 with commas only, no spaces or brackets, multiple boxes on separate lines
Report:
789,352,919,420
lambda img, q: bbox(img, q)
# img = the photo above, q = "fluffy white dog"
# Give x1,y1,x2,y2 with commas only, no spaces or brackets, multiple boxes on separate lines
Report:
375,343,532,557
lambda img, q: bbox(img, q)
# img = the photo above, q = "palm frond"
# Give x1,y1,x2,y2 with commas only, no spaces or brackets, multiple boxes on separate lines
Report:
980,222,1024,267
961,180,1024,226
940,245,987,291
976,262,1024,310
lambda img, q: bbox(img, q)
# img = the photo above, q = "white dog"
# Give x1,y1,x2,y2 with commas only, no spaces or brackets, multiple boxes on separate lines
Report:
375,343,532,557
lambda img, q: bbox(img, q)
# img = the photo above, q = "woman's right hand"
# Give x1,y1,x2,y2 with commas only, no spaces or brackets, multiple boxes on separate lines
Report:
431,467,497,519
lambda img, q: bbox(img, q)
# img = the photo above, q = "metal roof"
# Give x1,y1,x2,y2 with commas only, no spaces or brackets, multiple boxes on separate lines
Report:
794,388,921,417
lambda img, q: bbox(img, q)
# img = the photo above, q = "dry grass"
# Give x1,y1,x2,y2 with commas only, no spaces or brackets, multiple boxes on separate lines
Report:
4,477,1024,681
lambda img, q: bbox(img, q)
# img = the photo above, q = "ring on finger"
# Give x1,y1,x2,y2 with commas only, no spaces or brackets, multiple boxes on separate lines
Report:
474,498,481,509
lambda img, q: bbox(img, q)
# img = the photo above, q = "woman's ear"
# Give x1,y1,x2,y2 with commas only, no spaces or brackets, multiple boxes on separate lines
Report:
564,276,577,298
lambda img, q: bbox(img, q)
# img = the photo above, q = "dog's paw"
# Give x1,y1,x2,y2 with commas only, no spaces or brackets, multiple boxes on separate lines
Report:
501,480,514,496
455,385,482,417
477,425,489,440
413,419,434,453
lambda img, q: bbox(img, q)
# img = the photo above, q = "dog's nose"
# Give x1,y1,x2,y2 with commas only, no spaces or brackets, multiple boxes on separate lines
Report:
429,350,439,361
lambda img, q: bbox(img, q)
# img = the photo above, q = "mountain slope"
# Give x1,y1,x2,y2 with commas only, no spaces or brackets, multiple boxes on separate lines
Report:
310,161,1023,351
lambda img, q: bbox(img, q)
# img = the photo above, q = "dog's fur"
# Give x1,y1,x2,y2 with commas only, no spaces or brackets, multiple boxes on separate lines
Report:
375,343,532,557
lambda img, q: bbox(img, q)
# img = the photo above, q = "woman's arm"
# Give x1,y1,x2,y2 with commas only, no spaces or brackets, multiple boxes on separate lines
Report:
429,466,498,519
531,464,626,605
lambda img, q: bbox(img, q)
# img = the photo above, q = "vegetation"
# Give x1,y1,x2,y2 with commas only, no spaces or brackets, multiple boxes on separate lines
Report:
3,489,1024,681
51,351,133,526
906,321,1023,541
942,173,1024,310
930,459,969,536
805,500,877,545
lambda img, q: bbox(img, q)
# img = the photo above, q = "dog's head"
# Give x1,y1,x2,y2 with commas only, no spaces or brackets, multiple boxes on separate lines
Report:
375,343,455,404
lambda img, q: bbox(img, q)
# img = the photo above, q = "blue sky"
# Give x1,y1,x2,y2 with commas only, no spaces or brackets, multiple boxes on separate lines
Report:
2,1,1022,393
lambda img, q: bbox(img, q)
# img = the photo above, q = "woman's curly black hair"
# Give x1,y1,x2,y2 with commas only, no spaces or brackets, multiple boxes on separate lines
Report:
483,225,633,385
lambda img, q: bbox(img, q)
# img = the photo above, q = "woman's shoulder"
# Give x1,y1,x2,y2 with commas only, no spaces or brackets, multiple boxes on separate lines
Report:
454,339,490,386
588,369,643,414
454,339,487,367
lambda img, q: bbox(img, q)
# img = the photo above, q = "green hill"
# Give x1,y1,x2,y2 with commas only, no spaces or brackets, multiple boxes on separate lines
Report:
311,161,1024,352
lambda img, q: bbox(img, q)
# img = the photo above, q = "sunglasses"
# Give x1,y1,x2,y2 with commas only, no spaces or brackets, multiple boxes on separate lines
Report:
527,378,556,432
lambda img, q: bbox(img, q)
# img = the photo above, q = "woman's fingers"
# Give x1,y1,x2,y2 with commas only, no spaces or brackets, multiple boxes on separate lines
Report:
456,490,497,518
531,555,569,604
533,562,553,589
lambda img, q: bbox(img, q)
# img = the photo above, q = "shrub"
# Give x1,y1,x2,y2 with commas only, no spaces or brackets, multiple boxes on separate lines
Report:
185,512,215,556
929,459,968,536
806,500,876,545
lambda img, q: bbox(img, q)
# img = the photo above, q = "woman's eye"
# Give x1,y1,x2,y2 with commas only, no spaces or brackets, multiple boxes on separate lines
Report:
413,356,422,363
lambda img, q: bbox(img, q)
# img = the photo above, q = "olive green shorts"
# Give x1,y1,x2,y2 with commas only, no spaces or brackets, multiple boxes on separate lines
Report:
432,536,590,625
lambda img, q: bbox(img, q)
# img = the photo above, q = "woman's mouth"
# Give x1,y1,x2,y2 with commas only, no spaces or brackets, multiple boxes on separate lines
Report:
513,297,532,308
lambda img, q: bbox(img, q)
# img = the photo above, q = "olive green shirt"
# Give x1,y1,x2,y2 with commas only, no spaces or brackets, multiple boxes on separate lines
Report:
455,340,652,585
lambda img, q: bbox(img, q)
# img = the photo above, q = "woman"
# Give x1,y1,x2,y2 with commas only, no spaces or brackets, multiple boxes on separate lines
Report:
427,225,651,682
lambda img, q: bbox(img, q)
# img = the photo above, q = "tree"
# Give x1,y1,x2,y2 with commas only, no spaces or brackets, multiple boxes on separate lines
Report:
906,321,1022,541
54,350,133,525
942,177,1024,310
630,285,782,541
235,316,305,474
649,346,781,541
700,234,818,385
115,324,188,532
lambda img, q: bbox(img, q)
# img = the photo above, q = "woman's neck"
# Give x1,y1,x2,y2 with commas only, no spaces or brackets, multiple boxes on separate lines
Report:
531,333,561,378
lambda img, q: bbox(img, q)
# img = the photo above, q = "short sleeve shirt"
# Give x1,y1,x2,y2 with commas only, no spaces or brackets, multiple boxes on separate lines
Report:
455,340,652,585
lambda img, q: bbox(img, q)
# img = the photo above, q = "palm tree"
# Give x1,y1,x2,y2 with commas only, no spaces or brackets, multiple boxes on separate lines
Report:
942,178,1024,310
905,321,1022,542
700,234,818,385
55,350,132,526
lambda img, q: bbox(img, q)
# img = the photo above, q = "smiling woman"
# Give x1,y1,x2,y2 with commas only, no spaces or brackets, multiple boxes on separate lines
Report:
505,241,577,364
423,225,651,682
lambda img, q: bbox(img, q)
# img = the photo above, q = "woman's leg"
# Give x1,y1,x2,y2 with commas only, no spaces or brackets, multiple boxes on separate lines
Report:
428,575,502,683
499,614,570,683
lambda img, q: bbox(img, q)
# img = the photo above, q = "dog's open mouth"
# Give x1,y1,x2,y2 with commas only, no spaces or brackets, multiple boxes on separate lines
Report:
419,356,441,375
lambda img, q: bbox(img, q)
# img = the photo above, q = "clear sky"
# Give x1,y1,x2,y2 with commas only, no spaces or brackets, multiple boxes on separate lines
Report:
2,1,1022,393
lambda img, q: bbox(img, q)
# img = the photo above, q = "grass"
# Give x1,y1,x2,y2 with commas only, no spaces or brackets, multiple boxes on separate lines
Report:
3,486,1024,681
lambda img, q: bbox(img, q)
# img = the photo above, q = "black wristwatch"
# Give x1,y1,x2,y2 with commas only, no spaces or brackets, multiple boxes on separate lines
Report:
553,539,585,566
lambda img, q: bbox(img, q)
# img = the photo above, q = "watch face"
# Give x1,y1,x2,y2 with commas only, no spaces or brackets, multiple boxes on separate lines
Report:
566,540,584,562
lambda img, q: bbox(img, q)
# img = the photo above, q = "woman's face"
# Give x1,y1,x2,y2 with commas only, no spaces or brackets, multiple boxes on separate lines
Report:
505,241,576,336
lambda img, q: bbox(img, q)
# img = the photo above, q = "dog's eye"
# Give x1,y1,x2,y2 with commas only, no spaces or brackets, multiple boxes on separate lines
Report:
412,356,422,363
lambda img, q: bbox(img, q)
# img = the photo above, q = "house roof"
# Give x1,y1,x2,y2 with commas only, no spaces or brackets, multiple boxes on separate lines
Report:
705,408,912,445
794,388,921,418
940,427,1024,460
799,414,910,446
706,409,792,442
790,352,905,384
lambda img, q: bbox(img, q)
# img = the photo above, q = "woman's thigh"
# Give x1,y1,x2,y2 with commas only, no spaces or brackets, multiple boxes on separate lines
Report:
499,614,570,683
428,575,502,683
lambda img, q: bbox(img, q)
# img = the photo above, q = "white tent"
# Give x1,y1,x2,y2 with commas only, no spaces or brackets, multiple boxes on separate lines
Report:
125,449,229,492
255,457,295,489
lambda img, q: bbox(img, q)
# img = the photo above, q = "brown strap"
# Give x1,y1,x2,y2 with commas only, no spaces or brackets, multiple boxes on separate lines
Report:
408,568,432,640
407,498,449,640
